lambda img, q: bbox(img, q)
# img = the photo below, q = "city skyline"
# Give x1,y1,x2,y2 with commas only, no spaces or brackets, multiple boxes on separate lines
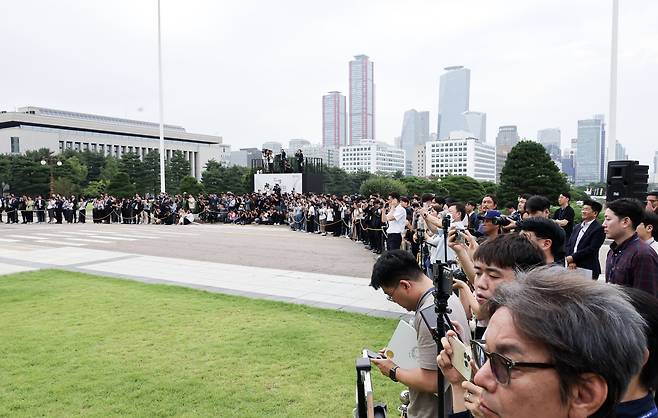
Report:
1,0,656,167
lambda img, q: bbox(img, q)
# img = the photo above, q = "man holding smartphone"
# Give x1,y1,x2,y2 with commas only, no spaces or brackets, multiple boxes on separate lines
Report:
382,192,407,251
369,250,470,418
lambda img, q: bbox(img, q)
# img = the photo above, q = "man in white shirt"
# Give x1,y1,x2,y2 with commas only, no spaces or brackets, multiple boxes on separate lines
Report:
565,199,605,279
382,192,407,251
426,202,465,264
637,210,658,254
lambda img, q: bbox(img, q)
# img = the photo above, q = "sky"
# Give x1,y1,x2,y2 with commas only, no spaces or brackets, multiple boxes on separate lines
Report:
2,0,657,167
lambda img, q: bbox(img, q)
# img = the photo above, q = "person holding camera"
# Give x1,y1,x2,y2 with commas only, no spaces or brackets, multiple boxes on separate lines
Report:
381,192,407,251
436,266,648,418
369,250,470,418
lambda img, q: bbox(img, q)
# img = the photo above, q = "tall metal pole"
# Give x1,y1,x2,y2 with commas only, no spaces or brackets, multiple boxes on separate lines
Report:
607,0,619,165
157,0,166,193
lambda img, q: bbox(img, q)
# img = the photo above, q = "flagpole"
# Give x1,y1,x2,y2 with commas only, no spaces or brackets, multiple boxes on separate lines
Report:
157,0,166,193
607,0,618,165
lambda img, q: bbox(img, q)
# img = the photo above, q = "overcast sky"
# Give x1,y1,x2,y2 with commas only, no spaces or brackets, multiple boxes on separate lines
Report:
2,0,657,166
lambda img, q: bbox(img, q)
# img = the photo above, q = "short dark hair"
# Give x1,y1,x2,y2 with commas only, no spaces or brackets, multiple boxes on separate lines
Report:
519,193,532,200
642,210,658,240
505,201,517,210
473,233,545,270
622,287,658,394
370,250,424,290
647,190,658,198
561,191,571,201
389,192,400,201
525,195,551,214
466,201,477,207
582,199,603,215
518,217,566,262
399,196,410,204
433,196,446,206
421,193,435,203
606,198,645,229
483,194,498,207
449,202,466,221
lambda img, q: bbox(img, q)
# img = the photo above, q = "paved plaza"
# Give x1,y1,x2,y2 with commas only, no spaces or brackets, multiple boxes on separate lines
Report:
0,222,409,318
0,222,612,317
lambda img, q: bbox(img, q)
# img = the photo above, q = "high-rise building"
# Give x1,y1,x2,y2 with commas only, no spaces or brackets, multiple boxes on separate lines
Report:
288,138,311,152
575,116,606,186
615,142,628,160
339,141,405,174
462,111,486,142
262,141,282,154
400,109,430,168
561,148,576,184
425,136,496,182
349,55,374,144
322,91,347,149
413,144,426,177
495,125,520,182
537,128,561,163
437,66,470,139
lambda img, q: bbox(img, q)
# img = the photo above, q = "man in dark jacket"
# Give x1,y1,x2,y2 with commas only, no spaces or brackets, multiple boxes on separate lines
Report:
566,199,605,280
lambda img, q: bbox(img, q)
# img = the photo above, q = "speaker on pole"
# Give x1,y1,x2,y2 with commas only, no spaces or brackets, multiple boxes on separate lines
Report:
606,160,649,202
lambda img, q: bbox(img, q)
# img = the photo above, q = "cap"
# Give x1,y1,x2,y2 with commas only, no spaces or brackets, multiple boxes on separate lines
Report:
478,210,502,220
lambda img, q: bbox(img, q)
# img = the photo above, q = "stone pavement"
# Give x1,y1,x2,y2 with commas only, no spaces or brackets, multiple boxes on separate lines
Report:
0,223,409,319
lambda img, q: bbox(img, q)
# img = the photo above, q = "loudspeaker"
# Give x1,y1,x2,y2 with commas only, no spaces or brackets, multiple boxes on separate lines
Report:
606,160,649,202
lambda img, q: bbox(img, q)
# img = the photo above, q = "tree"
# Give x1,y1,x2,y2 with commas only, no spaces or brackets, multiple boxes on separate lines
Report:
63,156,88,187
9,156,49,196
83,180,108,197
119,152,148,194
498,140,569,204
439,175,486,203
479,181,499,198
179,175,205,196
106,172,136,198
142,150,161,195
399,176,449,197
167,151,191,193
79,150,106,185
359,177,407,197
53,177,78,197
100,156,120,182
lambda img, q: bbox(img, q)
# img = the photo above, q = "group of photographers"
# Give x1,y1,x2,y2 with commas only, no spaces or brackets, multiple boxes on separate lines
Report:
367,190,658,418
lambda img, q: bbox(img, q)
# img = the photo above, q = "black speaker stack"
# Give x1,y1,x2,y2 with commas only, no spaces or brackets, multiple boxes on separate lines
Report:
606,160,649,202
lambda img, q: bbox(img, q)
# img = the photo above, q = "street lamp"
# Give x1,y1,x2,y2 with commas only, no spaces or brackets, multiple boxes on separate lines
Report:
41,159,62,196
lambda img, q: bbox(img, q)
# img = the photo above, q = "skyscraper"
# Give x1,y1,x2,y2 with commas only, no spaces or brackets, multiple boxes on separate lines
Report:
437,66,470,139
322,91,347,149
495,125,520,182
349,55,374,144
575,116,606,186
537,128,561,164
615,142,628,160
400,109,430,165
462,111,486,142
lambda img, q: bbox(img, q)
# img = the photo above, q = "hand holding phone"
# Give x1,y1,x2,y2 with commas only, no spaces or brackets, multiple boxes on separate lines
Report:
449,336,472,381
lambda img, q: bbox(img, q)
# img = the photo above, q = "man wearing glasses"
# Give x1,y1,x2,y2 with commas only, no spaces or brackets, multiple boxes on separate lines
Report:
437,266,647,418
369,250,470,418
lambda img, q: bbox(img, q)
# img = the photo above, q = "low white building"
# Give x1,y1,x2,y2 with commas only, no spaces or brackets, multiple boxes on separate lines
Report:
425,137,496,182
299,144,338,168
339,141,405,174
0,106,229,179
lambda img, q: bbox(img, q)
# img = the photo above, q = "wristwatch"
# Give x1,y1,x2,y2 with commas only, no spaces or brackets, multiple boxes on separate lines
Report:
389,366,399,382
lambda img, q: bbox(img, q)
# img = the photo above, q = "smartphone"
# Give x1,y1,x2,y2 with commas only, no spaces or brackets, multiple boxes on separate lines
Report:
449,336,472,380
365,349,384,360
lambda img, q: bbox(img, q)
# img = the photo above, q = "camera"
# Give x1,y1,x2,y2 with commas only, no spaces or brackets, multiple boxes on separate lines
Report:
491,215,511,227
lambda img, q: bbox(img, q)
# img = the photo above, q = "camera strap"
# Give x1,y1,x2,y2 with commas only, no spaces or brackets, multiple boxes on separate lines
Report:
416,288,435,313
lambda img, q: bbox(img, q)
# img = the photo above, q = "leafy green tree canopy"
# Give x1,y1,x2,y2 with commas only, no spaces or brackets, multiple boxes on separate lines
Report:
359,177,407,197
498,140,569,203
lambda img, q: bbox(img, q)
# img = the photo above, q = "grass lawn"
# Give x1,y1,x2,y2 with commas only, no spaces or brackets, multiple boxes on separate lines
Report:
0,270,404,417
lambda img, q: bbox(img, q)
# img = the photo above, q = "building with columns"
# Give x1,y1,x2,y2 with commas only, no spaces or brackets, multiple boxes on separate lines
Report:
0,106,228,179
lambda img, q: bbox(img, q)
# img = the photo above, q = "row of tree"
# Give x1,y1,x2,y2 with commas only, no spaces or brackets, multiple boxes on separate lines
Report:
0,141,585,203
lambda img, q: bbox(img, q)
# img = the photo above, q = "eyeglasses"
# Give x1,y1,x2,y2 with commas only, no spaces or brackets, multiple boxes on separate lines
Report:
470,340,555,385
386,284,401,302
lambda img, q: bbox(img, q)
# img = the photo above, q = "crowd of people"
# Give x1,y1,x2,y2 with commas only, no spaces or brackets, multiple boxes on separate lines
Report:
365,189,658,418
3,184,658,417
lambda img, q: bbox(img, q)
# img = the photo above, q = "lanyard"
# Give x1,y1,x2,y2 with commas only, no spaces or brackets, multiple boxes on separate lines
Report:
416,288,435,312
